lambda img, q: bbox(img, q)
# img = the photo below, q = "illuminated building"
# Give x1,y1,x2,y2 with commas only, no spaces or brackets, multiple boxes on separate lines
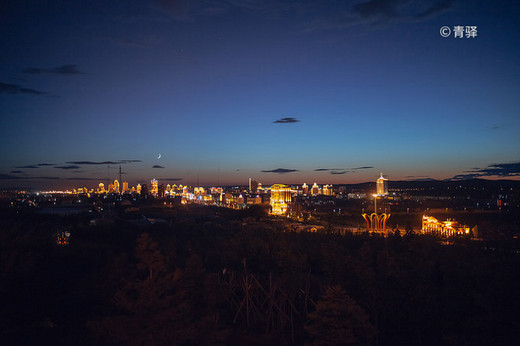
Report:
249,178,252,192
98,183,105,193
114,180,120,194
247,195,262,204
302,183,309,195
323,184,334,196
151,179,158,196
136,184,142,195
376,173,388,196
166,184,171,194
257,182,263,191
210,187,223,195
122,181,129,193
108,183,114,193
311,183,319,196
422,215,470,237
194,187,206,196
270,184,293,216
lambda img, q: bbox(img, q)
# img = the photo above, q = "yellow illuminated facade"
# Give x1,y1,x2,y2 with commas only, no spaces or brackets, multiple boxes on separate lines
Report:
114,180,120,194
323,184,334,196
136,184,142,195
194,187,206,196
376,173,388,196
270,184,293,216
122,181,129,193
151,179,158,196
311,183,319,196
422,215,470,237
302,183,309,195
98,183,105,193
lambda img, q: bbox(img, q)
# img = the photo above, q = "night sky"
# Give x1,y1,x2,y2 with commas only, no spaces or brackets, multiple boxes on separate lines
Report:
1,0,519,189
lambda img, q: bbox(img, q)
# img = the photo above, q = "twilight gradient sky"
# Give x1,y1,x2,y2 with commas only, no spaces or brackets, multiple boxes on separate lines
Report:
1,0,520,188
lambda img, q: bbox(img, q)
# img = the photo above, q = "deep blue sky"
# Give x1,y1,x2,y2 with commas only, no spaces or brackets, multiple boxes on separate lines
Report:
1,0,519,188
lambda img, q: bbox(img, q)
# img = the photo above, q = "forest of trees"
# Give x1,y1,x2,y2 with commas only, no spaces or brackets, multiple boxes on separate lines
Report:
1,207,520,345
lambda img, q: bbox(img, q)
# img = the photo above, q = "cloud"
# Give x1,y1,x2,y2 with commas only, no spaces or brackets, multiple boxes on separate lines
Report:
10,170,24,174
315,166,372,172
472,162,520,177
0,174,61,180
331,170,350,175
15,165,39,169
54,165,80,170
119,159,142,163
448,174,483,181
65,177,103,181
23,64,87,75
38,163,57,166
261,168,299,174
0,174,22,180
67,161,119,165
67,160,141,165
273,117,300,124
449,161,520,180
153,165,165,169
0,82,45,95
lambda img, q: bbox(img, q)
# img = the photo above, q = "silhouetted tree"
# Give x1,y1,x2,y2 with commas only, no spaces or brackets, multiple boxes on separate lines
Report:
305,285,375,346
136,232,166,280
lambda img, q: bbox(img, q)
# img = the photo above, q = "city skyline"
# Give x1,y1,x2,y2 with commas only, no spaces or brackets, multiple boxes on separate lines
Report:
2,1,520,189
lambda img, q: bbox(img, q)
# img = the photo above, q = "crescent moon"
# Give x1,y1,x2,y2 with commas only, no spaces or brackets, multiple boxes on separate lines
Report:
157,154,161,159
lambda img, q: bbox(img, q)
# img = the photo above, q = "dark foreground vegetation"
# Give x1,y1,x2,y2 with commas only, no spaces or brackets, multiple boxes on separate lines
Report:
1,206,520,345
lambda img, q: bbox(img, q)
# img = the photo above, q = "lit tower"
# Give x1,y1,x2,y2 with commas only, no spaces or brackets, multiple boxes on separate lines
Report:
151,179,158,197
270,184,292,216
323,184,334,196
113,180,120,194
302,183,309,195
122,181,129,193
311,183,319,196
376,173,388,196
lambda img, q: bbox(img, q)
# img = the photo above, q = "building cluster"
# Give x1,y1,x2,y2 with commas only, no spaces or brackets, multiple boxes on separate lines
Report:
59,173,482,239
69,176,343,217
421,215,471,237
